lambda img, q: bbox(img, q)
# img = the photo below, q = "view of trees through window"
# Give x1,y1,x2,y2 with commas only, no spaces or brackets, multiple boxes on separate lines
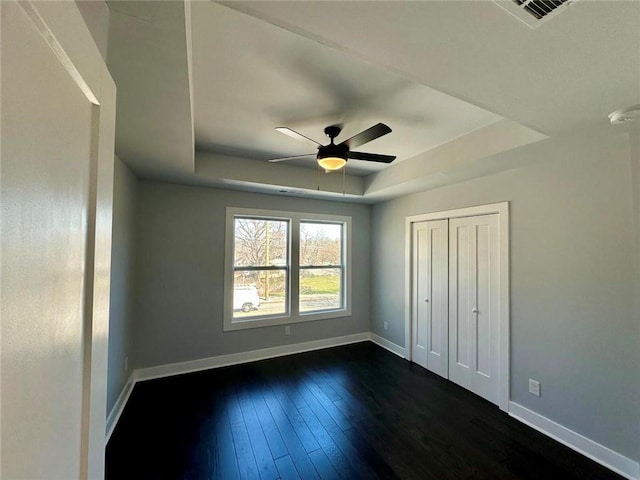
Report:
233,217,343,319
233,217,288,318
300,222,342,312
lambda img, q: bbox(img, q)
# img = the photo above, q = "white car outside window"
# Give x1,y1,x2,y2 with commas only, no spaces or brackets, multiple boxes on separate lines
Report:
233,285,260,312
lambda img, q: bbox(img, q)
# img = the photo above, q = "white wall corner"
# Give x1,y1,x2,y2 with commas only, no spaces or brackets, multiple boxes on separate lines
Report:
106,374,136,443
509,402,640,480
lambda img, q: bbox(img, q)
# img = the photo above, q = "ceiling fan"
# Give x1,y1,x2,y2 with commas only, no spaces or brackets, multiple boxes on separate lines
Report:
269,123,396,171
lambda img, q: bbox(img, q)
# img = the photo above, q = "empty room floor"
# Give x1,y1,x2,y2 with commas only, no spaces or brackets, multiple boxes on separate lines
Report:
106,342,622,479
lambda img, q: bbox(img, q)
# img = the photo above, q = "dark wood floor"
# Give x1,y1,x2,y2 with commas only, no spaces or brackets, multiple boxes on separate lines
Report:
106,342,622,480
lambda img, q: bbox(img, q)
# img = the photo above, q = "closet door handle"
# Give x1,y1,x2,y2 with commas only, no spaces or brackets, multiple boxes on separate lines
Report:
424,298,429,303
471,307,478,314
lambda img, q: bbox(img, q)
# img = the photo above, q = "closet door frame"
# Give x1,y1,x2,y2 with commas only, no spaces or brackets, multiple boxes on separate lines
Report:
405,202,510,412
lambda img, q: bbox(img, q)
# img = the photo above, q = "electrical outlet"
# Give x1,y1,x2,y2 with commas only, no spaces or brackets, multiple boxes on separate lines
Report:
285,326,291,336
124,356,129,372
529,379,541,397
383,321,388,331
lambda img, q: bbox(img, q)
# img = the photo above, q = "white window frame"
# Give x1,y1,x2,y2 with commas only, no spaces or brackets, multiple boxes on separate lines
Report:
224,207,352,331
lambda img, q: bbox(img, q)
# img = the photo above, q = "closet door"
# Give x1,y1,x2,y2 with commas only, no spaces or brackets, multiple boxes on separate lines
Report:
448,214,500,405
412,220,449,378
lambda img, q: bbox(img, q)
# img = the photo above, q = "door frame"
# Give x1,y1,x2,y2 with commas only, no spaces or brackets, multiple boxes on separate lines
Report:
405,202,510,411
10,2,117,477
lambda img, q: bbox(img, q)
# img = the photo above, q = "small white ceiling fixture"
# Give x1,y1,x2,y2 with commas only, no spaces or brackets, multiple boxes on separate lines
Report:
608,105,640,125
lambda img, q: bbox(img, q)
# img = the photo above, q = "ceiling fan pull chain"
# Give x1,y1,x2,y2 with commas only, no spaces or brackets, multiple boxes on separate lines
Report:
317,163,320,191
342,165,346,196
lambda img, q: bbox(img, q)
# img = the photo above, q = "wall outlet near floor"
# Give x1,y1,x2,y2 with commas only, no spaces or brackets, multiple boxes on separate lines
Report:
383,321,388,331
124,356,129,372
529,378,541,397
285,326,291,336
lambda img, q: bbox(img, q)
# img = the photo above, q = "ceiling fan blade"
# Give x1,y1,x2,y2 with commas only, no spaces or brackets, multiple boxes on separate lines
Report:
275,127,322,147
348,151,396,163
340,122,391,149
268,153,316,163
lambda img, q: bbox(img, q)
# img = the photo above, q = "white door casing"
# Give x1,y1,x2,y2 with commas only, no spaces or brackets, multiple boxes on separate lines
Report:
412,220,449,378
404,203,509,411
1,2,116,478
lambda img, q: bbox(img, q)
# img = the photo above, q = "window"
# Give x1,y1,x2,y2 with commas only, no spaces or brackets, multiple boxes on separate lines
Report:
299,221,343,313
233,217,289,318
224,208,351,331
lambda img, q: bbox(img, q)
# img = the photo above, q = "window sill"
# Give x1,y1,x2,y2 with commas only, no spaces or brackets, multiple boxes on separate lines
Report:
223,308,351,331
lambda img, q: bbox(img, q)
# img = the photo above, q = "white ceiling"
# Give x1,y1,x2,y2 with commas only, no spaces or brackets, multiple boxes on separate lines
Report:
107,1,194,178
191,2,502,176
227,0,640,135
106,0,640,202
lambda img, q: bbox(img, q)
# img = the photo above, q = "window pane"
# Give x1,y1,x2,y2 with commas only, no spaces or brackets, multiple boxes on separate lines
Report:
234,218,288,267
299,267,342,313
300,222,342,266
233,270,287,318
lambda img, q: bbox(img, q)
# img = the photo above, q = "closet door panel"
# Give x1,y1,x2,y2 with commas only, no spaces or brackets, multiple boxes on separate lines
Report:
471,215,500,404
412,222,430,370
427,220,449,377
449,214,500,405
412,219,448,377
476,223,491,377
449,221,473,389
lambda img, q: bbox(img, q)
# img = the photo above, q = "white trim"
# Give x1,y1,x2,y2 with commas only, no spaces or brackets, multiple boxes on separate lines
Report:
509,402,640,480
135,333,369,382
404,217,413,361
369,333,406,358
105,373,135,443
20,1,100,105
224,207,353,331
405,202,510,412
105,333,369,440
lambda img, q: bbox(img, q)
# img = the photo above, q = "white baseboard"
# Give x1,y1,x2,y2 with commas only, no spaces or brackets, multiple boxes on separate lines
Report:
106,373,135,443
509,402,639,480
134,332,370,382
369,333,406,358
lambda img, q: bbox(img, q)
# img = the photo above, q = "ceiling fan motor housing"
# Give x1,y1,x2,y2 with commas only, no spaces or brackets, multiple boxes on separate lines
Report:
324,125,342,140
318,142,349,160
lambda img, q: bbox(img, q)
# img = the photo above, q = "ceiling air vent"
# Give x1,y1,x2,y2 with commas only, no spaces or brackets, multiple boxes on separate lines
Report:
514,0,570,19
493,0,576,28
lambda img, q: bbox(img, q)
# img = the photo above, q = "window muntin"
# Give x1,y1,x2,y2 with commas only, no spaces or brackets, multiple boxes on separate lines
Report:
232,217,289,319
299,221,343,313
224,208,352,331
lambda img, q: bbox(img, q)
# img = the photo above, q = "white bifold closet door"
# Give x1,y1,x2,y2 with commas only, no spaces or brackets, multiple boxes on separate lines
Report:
448,214,500,405
412,220,449,378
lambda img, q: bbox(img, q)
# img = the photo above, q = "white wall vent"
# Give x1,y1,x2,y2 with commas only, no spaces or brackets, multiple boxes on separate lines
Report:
493,0,576,28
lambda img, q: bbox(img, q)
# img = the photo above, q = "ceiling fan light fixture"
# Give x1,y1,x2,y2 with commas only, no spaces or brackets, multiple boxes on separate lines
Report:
317,155,347,171
317,140,348,171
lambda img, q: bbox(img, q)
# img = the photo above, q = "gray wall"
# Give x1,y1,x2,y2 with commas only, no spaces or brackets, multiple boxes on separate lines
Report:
631,128,640,463
133,183,371,369
107,157,138,413
371,130,639,461
75,0,109,63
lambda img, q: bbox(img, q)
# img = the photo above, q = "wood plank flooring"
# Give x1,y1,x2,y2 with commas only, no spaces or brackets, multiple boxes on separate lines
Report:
106,342,623,479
